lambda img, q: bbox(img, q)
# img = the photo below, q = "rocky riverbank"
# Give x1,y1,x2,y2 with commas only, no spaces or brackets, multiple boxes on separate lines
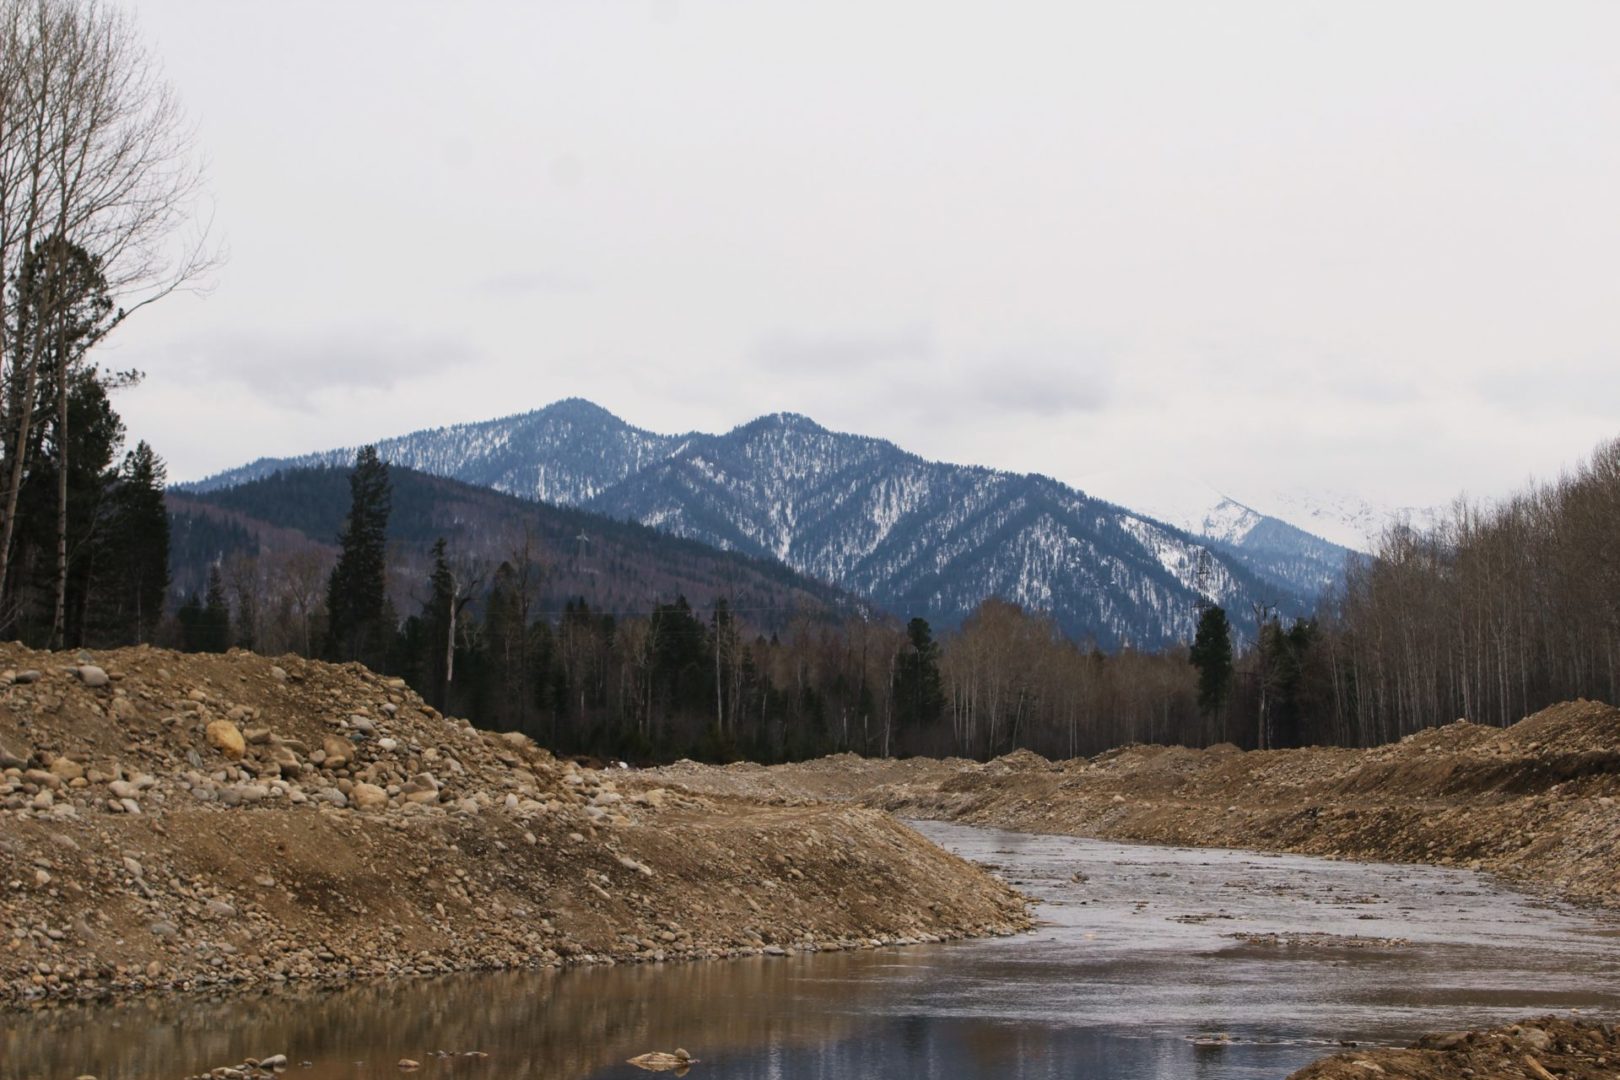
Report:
1288,1016,1620,1079
0,644,1028,1009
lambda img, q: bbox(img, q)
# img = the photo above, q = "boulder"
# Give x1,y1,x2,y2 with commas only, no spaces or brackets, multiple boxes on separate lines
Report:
74,665,109,688
321,735,352,770
206,720,247,760
351,782,388,810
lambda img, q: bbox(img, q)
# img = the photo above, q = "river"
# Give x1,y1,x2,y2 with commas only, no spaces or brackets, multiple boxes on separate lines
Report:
6,820,1619,1079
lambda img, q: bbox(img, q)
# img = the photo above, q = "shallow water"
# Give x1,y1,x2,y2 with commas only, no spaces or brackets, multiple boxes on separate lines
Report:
5,820,1619,1080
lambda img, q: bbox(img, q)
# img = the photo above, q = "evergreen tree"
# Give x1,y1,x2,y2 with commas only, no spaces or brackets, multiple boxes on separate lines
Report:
177,592,204,651
5,370,125,647
324,446,391,666
200,565,231,652
1189,605,1234,718
101,441,169,644
894,617,945,734
421,537,455,711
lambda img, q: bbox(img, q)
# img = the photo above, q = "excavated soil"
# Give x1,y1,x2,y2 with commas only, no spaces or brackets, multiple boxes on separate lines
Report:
0,644,1028,1009
650,702,1620,911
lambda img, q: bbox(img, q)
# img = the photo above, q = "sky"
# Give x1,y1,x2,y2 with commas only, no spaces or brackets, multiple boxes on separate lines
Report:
107,0,1620,518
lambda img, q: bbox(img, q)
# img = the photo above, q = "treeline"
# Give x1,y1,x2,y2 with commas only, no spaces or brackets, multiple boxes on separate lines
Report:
186,447,1208,762
1325,437,1620,743
159,435,1620,764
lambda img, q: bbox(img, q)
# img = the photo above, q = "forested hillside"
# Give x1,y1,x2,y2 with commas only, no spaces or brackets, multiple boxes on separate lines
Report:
166,464,861,636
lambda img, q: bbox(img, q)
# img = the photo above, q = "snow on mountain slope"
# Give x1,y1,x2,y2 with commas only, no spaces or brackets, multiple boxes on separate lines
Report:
188,398,682,506
1262,487,1445,552
191,401,1344,648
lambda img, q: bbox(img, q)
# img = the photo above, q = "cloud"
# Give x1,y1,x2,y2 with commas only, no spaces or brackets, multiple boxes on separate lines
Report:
749,327,934,374
161,327,478,407
968,344,1116,417
473,270,593,298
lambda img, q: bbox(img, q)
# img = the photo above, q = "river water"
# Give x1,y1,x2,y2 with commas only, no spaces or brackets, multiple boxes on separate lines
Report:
6,820,1619,1080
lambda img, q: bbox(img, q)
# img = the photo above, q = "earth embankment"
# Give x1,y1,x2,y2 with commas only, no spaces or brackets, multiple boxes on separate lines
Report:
649,701,1620,911
0,644,1028,1008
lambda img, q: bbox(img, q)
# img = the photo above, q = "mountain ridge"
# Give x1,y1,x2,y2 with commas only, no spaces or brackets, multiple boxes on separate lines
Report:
186,399,1352,647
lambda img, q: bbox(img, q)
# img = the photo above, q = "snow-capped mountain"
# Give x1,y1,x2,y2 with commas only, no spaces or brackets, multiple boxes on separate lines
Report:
190,400,1351,648
1074,468,1353,603
188,398,683,506
1263,487,1446,552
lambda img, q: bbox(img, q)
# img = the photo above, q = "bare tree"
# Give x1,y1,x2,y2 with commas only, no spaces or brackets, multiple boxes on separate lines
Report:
275,548,328,657
0,0,217,618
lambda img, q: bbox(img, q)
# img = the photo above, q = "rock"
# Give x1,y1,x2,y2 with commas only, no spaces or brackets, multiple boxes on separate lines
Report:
47,757,84,782
109,696,141,721
74,665,109,687
1416,1031,1469,1051
258,1056,288,1070
13,669,41,684
321,735,352,770
397,1060,420,1070
24,768,61,789
206,720,246,760
270,665,288,681
108,780,141,801
627,1049,696,1072
244,726,273,745
351,782,388,810
0,740,25,769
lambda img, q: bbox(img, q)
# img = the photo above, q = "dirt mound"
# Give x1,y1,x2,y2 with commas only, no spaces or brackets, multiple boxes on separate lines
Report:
0,644,1028,1009
1289,1016,1620,1079
985,748,1054,772
662,701,1620,911
644,753,963,805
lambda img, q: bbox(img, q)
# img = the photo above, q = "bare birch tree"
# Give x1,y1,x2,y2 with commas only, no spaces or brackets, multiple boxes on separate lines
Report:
0,0,216,620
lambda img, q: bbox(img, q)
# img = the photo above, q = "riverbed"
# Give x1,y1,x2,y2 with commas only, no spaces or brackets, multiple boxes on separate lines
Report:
6,820,1618,1080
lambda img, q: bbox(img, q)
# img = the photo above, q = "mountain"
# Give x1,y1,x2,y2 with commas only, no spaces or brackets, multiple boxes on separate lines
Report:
188,398,684,506
166,465,864,630
1261,487,1446,552
188,400,1349,648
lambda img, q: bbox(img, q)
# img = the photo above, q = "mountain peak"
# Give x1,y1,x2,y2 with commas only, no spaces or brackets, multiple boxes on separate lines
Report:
739,411,828,436
535,397,623,424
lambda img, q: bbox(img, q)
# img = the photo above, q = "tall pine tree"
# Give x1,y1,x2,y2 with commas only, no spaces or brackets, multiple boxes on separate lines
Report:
895,617,945,733
325,446,391,666
101,441,169,644
199,565,232,653
1189,605,1234,718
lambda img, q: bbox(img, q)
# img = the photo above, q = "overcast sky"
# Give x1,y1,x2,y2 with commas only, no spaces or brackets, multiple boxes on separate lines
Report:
109,0,1619,516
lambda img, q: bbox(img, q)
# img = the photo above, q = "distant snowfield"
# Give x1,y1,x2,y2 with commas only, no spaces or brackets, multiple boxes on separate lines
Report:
1074,466,1443,554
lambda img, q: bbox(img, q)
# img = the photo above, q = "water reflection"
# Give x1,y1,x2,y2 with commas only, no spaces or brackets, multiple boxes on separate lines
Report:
6,822,1619,1080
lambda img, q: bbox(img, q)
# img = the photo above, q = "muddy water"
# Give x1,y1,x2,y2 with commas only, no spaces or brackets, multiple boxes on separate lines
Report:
6,821,1619,1080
